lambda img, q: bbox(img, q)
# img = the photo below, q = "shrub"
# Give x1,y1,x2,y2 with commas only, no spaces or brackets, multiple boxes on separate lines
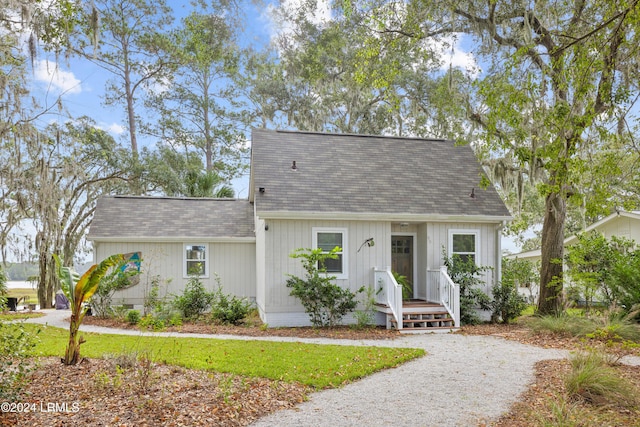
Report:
490,281,527,324
172,276,215,320
91,267,140,318
393,271,412,300
168,312,183,327
126,310,141,325
352,286,377,329
0,322,39,401
0,266,7,311
609,248,640,313
442,250,491,325
286,247,363,327
210,283,252,325
139,314,165,331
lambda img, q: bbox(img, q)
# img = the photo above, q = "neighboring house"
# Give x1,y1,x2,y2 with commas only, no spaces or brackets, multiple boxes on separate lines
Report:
506,210,640,302
88,129,512,329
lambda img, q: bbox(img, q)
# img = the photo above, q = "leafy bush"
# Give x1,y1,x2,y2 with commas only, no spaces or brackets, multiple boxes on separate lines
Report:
490,281,527,324
0,266,7,311
172,276,215,320
210,283,252,325
442,250,491,325
286,247,363,327
0,322,38,401
352,286,377,329
393,271,412,300
138,314,166,331
609,248,640,313
91,268,140,318
126,310,141,325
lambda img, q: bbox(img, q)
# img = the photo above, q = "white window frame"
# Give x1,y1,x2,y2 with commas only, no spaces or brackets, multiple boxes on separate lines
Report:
312,227,348,280
183,243,209,278
448,229,480,264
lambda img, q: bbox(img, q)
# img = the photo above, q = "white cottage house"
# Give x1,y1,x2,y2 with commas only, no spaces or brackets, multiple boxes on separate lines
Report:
88,129,512,330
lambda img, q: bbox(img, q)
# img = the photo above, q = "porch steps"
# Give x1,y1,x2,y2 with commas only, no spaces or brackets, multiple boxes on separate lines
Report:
376,300,457,333
390,311,455,331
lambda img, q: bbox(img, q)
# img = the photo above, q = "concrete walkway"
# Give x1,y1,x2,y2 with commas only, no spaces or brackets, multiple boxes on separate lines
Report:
23,309,580,426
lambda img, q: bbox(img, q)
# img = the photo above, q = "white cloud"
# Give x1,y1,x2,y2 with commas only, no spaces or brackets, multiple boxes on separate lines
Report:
103,122,125,135
263,0,332,44
34,60,82,94
441,35,480,76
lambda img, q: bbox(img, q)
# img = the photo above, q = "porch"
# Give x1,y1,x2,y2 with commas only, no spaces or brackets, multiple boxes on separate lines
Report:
373,267,460,332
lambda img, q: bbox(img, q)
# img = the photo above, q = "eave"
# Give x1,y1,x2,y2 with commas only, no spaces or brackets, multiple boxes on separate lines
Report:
255,210,512,224
88,236,256,244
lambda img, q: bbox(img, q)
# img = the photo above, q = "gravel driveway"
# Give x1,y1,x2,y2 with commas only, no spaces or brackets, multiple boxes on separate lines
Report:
28,310,568,426
250,333,567,426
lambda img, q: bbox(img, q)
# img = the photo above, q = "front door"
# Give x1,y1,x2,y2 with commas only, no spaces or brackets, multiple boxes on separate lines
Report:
391,235,414,297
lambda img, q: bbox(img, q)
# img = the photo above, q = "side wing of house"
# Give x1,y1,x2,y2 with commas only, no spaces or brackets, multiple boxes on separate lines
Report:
88,196,256,309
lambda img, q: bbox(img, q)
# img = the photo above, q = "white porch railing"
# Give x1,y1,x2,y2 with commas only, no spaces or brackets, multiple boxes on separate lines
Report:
426,267,461,328
374,267,403,330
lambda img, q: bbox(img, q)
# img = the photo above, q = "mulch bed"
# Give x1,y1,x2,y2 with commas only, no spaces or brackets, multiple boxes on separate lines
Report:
81,315,401,340
1,356,309,427
492,359,640,426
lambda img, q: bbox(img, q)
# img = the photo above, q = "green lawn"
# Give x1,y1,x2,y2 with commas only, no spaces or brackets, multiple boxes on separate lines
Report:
26,324,424,388
6,287,38,305
0,312,44,321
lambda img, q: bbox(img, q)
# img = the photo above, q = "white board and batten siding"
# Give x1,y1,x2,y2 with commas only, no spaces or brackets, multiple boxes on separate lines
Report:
420,222,499,296
257,218,503,327
258,218,390,327
93,241,256,307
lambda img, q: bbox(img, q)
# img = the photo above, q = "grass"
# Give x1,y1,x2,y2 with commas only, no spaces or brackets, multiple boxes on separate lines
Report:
25,324,425,388
523,311,640,343
565,350,638,408
6,288,38,305
0,312,44,320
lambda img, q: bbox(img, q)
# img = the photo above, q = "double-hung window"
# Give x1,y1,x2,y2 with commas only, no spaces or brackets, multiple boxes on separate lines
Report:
184,243,209,277
448,230,479,264
312,228,348,279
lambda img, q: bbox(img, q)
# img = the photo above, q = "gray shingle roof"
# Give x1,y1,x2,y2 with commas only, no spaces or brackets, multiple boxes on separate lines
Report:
88,196,254,240
250,129,511,218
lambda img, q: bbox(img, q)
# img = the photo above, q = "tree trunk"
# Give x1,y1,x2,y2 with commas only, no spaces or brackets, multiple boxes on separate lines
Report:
37,252,55,309
538,190,566,315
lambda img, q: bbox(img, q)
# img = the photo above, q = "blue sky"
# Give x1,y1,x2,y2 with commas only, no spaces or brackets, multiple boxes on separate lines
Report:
23,1,521,254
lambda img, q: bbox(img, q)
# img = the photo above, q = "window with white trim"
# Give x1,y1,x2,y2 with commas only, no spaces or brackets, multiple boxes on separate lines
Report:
448,230,479,264
312,228,348,279
184,243,209,277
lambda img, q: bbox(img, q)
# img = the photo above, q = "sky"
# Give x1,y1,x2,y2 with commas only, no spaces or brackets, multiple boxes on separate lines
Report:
23,0,521,255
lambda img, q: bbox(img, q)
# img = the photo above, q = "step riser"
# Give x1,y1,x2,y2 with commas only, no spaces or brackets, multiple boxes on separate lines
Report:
388,311,455,330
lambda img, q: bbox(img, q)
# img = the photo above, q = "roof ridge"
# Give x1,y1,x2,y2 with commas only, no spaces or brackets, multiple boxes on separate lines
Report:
107,195,249,202
254,127,448,143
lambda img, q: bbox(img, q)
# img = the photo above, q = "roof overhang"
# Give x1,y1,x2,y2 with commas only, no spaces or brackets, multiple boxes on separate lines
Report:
255,210,512,224
505,249,542,260
564,210,640,246
89,236,256,244
507,210,640,259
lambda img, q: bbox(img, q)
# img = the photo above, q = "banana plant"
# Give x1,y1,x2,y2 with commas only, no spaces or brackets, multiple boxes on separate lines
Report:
54,252,136,365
